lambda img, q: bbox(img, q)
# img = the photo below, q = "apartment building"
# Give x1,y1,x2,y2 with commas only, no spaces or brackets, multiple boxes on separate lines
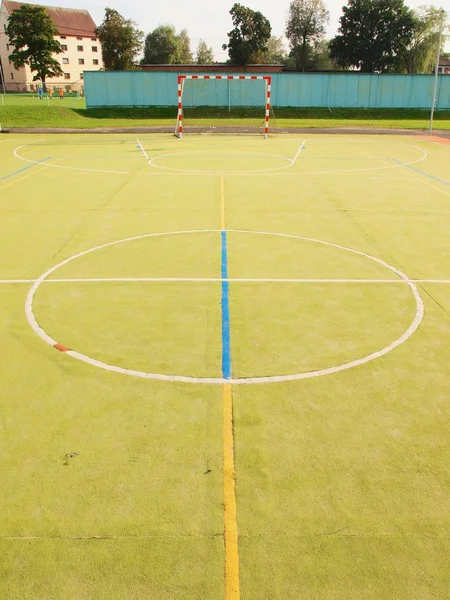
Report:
0,0,103,91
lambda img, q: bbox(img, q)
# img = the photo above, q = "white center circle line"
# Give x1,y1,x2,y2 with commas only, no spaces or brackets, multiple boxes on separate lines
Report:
25,230,424,385
148,151,293,174
146,142,427,176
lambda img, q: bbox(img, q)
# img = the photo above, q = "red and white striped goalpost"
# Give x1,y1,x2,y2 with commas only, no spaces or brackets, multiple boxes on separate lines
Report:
175,74,272,139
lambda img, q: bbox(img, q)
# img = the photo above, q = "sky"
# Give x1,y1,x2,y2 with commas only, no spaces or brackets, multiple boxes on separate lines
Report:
38,0,450,59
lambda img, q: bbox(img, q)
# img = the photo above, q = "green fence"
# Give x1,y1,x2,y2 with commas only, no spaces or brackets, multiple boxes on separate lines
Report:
84,71,450,110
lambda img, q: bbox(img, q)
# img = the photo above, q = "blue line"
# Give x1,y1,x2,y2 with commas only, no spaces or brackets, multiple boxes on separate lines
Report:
391,159,450,187
0,157,50,182
221,230,232,379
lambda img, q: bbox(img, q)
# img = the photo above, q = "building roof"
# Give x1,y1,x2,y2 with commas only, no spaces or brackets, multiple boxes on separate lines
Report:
3,1,98,37
139,64,283,73
439,57,450,67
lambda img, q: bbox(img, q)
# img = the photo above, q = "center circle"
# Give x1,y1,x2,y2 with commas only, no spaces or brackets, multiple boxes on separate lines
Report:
148,151,292,173
25,230,424,385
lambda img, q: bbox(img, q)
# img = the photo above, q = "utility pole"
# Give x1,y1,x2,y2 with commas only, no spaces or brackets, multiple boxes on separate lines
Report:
429,9,445,135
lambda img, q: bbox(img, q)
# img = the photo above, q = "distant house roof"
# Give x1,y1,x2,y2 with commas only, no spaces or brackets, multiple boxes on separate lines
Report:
439,57,450,67
4,1,98,37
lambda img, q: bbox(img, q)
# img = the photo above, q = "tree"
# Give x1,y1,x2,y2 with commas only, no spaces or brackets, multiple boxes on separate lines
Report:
196,40,215,64
248,36,287,64
310,40,340,70
285,0,329,69
142,25,179,64
285,39,338,70
174,29,194,64
329,0,416,72
142,25,193,64
6,4,63,89
222,3,271,65
399,7,448,73
96,8,143,71
264,36,287,63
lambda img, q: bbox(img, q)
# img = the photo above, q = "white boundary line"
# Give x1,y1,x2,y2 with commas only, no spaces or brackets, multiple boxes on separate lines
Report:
145,143,428,176
290,139,306,166
0,279,36,283
147,150,292,174
3,277,450,284
10,139,428,178
25,229,425,385
13,144,130,175
136,138,150,161
278,144,428,176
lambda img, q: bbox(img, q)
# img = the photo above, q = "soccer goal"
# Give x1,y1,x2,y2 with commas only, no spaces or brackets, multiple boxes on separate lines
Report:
174,75,273,138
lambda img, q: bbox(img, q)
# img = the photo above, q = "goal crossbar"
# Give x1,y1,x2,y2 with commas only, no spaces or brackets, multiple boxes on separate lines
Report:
175,75,272,138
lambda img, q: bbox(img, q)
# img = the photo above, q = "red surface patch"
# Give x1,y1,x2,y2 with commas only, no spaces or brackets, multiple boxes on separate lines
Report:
54,343,69,352
417,135,450,146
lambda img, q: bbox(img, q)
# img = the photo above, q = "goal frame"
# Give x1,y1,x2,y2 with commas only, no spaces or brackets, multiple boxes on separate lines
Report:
175,74,272,139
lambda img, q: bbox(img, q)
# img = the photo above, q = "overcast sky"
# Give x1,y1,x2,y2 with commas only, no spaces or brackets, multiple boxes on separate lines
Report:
43,0,450,59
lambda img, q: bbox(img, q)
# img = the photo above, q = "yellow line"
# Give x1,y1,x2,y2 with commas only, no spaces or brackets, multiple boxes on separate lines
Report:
220,173,226,230
393,167,450,198
220,172,240,599
0,164,48,191
223,383,240,600
0,156,16,167
0,145,89,191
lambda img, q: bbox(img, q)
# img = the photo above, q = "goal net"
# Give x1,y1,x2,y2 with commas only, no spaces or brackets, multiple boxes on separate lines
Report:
175,75,274,138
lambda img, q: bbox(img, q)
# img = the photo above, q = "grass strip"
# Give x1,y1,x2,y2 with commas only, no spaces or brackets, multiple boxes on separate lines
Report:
1,105,450,130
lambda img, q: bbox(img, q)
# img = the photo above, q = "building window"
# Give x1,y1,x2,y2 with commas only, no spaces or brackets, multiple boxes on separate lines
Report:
61,44,68,51
10,73,14,80
77,36,82,40
62,58,69,64
92,46,98,52
93,59,99,65
80,73,84,79
64,73,71,80
60,35,66,39
77,45,83,51
91,37,97,41
78,58,84,65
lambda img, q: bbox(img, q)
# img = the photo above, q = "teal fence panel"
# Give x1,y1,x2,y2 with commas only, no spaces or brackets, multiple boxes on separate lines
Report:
84,71,178,107
85,71,450,110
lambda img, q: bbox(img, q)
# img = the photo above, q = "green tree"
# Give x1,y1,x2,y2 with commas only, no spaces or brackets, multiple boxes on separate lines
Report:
285,0,329,69
6,4,63,89
96,8,143,71
264,36,287,63
285,39,338,70
310,39,340,70
196,40,215,64
399,7,448,73
222,3,271,65
142,25,179,64
249,36,287,63
174,29,194,64
329,0,416,72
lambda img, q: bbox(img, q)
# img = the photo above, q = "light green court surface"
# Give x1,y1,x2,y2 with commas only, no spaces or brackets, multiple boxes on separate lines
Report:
0,133,449,599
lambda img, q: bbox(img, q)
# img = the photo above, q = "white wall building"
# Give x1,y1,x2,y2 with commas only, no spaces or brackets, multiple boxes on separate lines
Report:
438,57,450,75
0,0,103,92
